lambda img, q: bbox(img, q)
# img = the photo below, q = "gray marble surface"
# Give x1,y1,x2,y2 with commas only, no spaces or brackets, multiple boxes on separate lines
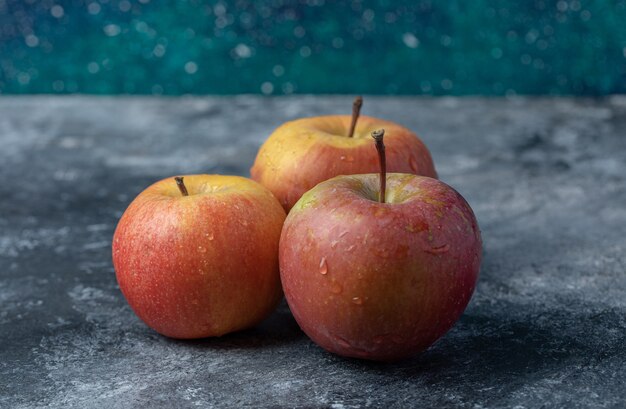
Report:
1,96,625,408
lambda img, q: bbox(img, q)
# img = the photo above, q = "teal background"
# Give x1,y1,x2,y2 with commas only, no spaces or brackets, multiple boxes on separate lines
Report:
1,0,625,95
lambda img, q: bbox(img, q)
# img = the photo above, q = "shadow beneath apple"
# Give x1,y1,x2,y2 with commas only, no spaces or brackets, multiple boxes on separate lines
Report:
330,304,623,390
172,301,306,350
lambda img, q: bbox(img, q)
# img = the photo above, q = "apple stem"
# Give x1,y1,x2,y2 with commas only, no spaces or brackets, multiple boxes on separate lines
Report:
174,176,189,197
371,129,386,203
347,96,363,138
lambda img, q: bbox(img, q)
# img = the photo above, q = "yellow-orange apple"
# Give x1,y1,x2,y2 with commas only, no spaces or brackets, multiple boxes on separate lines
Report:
251,98,437,211
279,130,481,361
112,175,286,339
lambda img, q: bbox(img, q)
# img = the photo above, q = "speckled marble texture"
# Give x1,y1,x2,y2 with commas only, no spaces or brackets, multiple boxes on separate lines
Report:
1,96,625,408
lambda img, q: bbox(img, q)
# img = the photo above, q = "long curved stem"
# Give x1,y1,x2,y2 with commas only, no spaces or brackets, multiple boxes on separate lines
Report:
371,129,386,203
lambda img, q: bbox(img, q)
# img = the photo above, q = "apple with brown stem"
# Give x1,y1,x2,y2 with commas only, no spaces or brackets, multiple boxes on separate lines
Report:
112,174,286,339
279,130,482,361
251,97,438,211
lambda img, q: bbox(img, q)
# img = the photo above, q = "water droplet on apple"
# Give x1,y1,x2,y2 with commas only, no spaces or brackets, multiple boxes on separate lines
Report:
339,231,349,238
351,296,363,305
205,232,214,240
345,244,356,252
330,240,339,249
330,281,343,294
425,243,450,254
319,257,328,275
198,246,207,253
409,156,419,172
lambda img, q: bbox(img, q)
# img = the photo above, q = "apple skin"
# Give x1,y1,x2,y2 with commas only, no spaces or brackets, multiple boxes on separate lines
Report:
112,174,286,339
251,115,437,211
279,173,481,361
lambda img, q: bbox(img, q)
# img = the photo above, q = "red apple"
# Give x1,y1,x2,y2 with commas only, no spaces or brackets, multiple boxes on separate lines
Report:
279,130,481,361
251,97,437,211
112,174,286,339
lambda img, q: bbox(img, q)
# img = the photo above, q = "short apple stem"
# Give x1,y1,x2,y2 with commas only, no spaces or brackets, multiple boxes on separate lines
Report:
174,176,189,197
347,96,363,138
371,129,386,203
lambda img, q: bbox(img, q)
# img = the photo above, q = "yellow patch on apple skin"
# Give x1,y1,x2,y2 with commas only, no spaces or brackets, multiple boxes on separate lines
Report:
251,114,437,211
405,222,429,233
374,207,390,217
146,174,267,199
291,189,318,212
281,115,404,148
385,174,418,203
420,196,447,208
